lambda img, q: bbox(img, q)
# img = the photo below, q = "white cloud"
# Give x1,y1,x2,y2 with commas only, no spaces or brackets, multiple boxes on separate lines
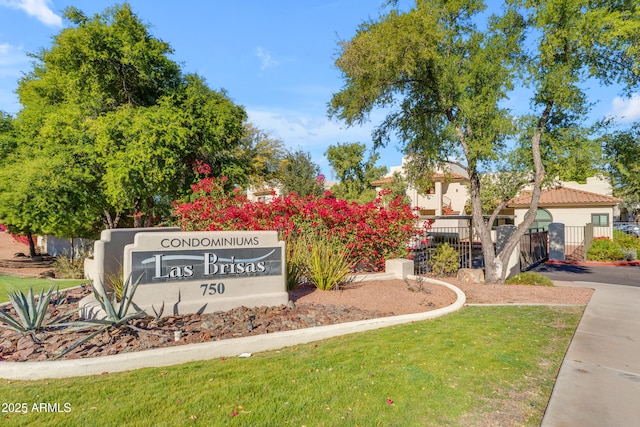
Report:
0,0,62,27
255,47,280,71
609,93,640,123
246,107,373,148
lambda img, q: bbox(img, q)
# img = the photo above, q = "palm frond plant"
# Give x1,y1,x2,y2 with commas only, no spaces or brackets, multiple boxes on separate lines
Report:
56,275,146,359
0,285,76,340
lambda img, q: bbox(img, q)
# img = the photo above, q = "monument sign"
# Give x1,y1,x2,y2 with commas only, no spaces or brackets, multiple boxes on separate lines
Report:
121,230,287,316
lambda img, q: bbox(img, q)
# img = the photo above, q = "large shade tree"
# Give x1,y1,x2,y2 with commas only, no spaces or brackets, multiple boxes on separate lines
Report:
329,0,640,283
0,3,247,235
606,124,640,210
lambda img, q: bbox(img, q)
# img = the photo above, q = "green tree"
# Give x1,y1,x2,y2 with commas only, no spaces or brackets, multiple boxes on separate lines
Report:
1,4,246,233
89,74,246,227
329,0,640,283
512,112,605,184
280,149,323,197
0,112,17,162
0,147,101,257
325,142,386,202
606,124,640,208
379,171,411,206
234,123,287,188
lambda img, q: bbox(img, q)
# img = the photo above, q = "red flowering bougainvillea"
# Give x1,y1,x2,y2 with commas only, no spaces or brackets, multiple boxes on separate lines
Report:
173,177,424,271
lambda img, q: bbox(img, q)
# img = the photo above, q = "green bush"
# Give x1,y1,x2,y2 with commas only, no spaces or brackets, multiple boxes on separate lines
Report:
54,248,89,279
613,230,640,253
586,237,625,261
430,243,460,276
506,272,554,287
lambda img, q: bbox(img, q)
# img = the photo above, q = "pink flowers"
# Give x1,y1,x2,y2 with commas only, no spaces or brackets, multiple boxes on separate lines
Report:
173,177,426,271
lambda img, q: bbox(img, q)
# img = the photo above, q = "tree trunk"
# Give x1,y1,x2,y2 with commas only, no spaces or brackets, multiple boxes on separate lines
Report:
488,102,552,283
26,230,37,259
102,208,122,229
68,237,75,260
133,198,143,228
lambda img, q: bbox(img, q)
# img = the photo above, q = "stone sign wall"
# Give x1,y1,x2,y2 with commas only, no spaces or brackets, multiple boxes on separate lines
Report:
122,230,287,316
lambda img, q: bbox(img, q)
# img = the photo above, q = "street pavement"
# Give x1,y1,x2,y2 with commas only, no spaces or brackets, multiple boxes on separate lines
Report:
534,263,640,426
531,263,640,287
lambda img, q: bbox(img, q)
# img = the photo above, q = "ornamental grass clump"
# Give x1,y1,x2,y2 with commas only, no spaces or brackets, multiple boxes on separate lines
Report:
305,234,355,291
285,235,307,290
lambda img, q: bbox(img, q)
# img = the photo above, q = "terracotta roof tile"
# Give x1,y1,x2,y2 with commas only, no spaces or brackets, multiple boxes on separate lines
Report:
370,172,469,187
509,187,622,207
253,188,275,196
370,177,395,186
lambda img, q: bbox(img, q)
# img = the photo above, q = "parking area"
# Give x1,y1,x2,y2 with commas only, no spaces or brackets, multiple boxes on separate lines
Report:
530,262,640,287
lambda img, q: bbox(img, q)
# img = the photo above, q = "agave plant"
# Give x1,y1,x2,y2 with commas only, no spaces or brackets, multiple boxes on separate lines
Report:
0,285,74,335
56,275,146,359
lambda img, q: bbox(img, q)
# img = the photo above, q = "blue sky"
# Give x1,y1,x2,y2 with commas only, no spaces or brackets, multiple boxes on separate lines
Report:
1,1,639,178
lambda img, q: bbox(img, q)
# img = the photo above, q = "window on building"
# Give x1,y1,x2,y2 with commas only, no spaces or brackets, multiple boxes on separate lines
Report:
531,208,552,231
591,213,609,226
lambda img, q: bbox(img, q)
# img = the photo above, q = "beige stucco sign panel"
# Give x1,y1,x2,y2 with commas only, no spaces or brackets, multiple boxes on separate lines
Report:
123,230,287,315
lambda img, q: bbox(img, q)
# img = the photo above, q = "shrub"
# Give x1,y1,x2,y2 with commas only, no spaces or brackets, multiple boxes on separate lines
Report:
172,176,422,272
430,243,459,276
305,234,355,291
586,237,625,261
54,248,89,279
506,272,554,287
57,276,145,359
613,230,640,252
285,235,307,291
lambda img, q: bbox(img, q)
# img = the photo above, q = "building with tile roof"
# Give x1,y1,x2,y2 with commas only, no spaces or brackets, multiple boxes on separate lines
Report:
370,158,470,228
508,184,622,233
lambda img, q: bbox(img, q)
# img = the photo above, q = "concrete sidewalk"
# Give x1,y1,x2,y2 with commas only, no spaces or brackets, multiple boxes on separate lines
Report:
542,282,640,427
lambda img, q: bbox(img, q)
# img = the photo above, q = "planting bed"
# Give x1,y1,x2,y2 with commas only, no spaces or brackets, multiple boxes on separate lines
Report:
0,232,594,363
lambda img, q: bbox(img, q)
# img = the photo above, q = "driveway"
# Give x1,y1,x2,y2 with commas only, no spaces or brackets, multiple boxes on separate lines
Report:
530,262,640,287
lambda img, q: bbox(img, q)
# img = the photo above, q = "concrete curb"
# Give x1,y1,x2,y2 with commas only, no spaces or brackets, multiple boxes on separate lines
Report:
0,276,465,380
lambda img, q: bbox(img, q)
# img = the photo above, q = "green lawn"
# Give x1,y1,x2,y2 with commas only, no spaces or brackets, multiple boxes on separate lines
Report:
0,275,86,303
0,305,583,426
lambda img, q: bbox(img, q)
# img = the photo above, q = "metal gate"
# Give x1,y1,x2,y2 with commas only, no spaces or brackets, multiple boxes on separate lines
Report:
519,229,548,271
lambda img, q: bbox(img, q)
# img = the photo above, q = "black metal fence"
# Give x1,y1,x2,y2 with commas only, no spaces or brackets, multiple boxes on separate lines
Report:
410,227,483,275
412,227,548,274
519,229,548,271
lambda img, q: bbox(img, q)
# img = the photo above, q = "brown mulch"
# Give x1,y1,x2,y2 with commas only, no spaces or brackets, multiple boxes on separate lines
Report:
0,280,452,362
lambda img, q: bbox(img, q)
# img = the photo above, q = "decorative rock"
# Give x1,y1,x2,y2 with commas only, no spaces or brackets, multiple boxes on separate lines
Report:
38,269,55,278
456,268,485,284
